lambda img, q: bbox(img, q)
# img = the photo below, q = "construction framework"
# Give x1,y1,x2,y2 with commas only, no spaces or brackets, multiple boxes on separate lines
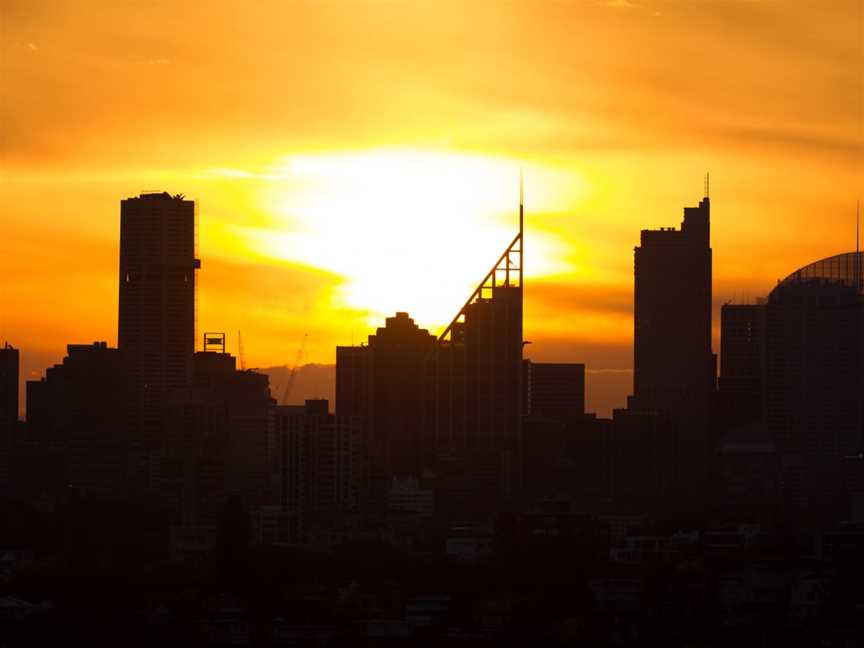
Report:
429,175,525,506
438,176,523,343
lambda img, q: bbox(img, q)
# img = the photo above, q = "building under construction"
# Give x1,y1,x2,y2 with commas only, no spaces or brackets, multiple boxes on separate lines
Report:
334,187,526,520
426,189,525,519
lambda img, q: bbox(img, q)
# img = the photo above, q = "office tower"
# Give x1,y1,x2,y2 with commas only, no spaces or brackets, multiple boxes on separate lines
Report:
304,399,361,515
164,349,273,525
524,361,585,422
717,303,764,434
632,194,713,499
430,196,524,516
119,192,200,485
765,252,864,528
270,399,361,543
336,313,436,510
335,345,366,418
25,342,132,498
522,361,585,501
0,343,17,424
608,408,675,513
0,343,18,493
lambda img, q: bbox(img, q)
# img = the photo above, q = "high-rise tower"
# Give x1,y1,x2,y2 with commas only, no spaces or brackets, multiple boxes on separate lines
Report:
0,343,18,426
430,182,524,516
765,252,864,527
0,343,18,493
336,313,436,510
632,194,713,500
119,192,199,482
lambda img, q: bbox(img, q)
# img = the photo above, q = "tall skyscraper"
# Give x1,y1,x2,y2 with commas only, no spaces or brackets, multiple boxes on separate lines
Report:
119,192,199,391
430,195,524,515
632,194,713,500
0,343,18,493
765,252,864,527
119,192,200,485
0,342,18,425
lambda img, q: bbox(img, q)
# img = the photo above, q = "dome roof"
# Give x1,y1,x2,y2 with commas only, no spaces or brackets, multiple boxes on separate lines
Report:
771,251,863,296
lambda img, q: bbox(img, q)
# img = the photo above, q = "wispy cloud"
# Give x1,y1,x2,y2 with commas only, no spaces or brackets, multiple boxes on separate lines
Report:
596,0,638,8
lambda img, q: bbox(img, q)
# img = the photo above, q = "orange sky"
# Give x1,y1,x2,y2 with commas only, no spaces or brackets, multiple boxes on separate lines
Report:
1,0,862,415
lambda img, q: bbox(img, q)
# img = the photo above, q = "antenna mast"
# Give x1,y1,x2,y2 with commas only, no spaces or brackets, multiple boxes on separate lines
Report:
519,168,524,290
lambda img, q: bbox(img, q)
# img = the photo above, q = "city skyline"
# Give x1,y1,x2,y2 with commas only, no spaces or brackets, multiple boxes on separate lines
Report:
3,1,863,418
7,4,864,644
3,181,863,419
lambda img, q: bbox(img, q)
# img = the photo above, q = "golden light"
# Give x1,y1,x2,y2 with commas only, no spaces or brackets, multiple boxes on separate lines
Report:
225,148,587,331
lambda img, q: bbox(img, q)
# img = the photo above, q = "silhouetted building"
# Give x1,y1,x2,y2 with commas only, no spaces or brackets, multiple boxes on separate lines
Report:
430,215,524,518
524,361,585,422
165,350,273,525
608,408,675,514
0,343,18,493
714,423,776,524
765,253,864,528
0,343,17,424
631,194,713,503
270,399,361,543
335,345,366,419
560,414,612,510
25,342,132,499
337,313,435,511
716,303,764,437
521,362,588,501
119,192,200,489
522,415,568,502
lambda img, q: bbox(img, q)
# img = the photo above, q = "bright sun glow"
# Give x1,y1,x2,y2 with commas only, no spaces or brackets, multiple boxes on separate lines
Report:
226,149,585,330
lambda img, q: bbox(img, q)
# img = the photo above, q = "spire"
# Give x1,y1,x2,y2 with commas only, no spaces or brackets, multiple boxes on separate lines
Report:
519,167,524,238
704,172,710,199
519,167,524,290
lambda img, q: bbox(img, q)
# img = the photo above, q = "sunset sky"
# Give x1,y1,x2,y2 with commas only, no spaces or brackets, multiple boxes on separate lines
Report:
1,0,862,415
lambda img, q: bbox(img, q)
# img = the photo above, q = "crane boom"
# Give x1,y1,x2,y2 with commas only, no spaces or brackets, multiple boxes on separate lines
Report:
280,332,308,405
237,330,246,371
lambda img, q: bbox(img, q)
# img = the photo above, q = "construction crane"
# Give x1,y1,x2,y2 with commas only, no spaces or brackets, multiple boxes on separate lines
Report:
237,330,246,371
280,332,308,405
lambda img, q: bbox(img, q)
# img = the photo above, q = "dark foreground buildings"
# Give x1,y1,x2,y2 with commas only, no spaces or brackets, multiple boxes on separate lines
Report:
7,188,864,646
26,342,131,499
716,303,763,435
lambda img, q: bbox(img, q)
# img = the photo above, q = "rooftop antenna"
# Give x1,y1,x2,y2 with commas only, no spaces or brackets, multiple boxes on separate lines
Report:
704,172,710,199
519,167,524,236
855,0,862,287
519,167,524,291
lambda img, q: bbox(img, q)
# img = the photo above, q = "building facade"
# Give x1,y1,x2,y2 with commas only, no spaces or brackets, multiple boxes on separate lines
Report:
118,192,200,488
632,195,714,502
765,254,864,527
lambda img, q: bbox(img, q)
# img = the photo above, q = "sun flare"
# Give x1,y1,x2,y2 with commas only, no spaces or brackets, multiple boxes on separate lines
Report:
231,149,584,331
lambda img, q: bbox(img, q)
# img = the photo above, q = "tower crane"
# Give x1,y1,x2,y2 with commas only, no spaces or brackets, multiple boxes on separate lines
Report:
280,332,308,405
237,330,246,371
